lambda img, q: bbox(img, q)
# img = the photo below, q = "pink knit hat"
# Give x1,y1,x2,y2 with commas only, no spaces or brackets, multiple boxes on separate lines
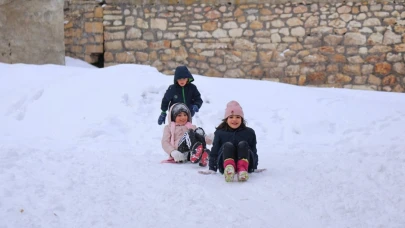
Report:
224,101,244,119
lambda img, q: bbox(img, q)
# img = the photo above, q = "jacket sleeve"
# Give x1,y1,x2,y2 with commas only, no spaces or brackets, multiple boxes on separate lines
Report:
191,85,203,109
161,125,175,155
209,130,221,171
161,85,173,112
250,129,258,169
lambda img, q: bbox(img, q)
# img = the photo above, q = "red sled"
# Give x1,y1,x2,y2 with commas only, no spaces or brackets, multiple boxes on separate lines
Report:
160,158,185,164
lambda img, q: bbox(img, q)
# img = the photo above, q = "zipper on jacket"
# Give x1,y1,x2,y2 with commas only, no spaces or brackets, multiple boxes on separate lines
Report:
182,87,186,103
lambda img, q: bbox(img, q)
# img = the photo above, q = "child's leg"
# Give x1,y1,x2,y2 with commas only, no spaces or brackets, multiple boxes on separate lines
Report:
194,127,206,148
177,129,197,161
236,141,250,181
190,140,203,163
189,127,207,163
191,127,209,166
198,149,209,167
177,129,197,152
223,142,236,162
236,141,250,169
222,142,236,182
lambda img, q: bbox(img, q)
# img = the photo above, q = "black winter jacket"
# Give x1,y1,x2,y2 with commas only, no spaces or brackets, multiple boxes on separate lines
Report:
160,66,203,114
209,126,258,173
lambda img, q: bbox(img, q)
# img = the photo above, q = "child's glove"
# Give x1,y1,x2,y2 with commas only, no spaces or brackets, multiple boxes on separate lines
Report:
157,112,167,125
198,170,216,175
205,133,214,145
171,150,187,162
191,105,199,113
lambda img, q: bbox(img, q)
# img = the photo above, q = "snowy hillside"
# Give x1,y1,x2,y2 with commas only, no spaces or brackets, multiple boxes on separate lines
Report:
0,57,404,228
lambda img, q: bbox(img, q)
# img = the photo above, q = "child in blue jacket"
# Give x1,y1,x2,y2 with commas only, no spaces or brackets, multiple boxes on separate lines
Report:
157,66,203,125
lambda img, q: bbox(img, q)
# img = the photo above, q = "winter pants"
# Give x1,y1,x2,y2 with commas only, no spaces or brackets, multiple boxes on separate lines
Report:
177,128,206,159
219,141,254,173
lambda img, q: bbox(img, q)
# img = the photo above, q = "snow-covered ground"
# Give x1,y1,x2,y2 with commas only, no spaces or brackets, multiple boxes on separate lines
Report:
1,57,404,228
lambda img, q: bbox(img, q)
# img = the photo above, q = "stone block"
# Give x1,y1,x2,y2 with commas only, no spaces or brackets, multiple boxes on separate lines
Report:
85,22,103,33
85,44,103,53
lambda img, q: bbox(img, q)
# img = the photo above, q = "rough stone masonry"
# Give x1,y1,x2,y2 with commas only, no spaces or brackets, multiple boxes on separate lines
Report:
1,0,65,65
64,0,405,92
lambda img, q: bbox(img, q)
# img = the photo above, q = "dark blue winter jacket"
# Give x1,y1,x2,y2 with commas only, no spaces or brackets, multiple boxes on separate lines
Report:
160,66,203,115
209,126,258,173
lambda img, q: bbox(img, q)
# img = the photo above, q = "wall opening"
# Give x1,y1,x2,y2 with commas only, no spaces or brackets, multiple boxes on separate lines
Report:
91,53,104,68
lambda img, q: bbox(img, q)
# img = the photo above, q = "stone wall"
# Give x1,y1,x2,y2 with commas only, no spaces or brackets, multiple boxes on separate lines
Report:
0,0,65,65
64,0,104,66
65,0,405,92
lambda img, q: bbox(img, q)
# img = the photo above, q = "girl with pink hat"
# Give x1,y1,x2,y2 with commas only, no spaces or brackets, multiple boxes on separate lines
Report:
205,101,259,182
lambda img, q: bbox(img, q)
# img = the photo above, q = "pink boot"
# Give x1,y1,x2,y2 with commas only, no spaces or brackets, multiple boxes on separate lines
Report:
224,158,236,182
190,142,203,163
199,149,209,167
237,159,249,182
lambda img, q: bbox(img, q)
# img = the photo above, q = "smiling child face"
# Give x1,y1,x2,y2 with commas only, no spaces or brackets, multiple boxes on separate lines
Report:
226,115,242,129
175,112,188,125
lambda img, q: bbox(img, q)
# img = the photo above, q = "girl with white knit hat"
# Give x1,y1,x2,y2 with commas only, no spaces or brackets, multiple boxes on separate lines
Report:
161,103,212,166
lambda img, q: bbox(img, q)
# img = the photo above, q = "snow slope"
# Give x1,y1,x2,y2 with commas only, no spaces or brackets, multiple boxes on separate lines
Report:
1,58,404,228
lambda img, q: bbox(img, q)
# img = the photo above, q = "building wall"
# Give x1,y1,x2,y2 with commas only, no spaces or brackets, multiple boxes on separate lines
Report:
65,0,405,92
0,0,65,65
64,0,104,66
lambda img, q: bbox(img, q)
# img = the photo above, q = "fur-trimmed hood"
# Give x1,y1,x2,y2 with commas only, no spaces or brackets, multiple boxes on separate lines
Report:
167,103,192,124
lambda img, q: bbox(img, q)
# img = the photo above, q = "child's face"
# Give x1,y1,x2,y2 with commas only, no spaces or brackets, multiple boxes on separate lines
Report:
226,115,242,129
175,112,188,125
177,78,188,87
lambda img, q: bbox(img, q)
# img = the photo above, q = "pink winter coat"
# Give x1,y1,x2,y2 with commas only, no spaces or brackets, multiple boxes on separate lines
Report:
161,103,196,155
161,123,197,155
161,103,212,156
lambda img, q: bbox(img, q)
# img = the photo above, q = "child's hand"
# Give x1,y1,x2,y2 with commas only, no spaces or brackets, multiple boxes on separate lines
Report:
158,112,167,125
171,150,187,162
198,170,216,175
191,105,199,113
205,133,214,145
